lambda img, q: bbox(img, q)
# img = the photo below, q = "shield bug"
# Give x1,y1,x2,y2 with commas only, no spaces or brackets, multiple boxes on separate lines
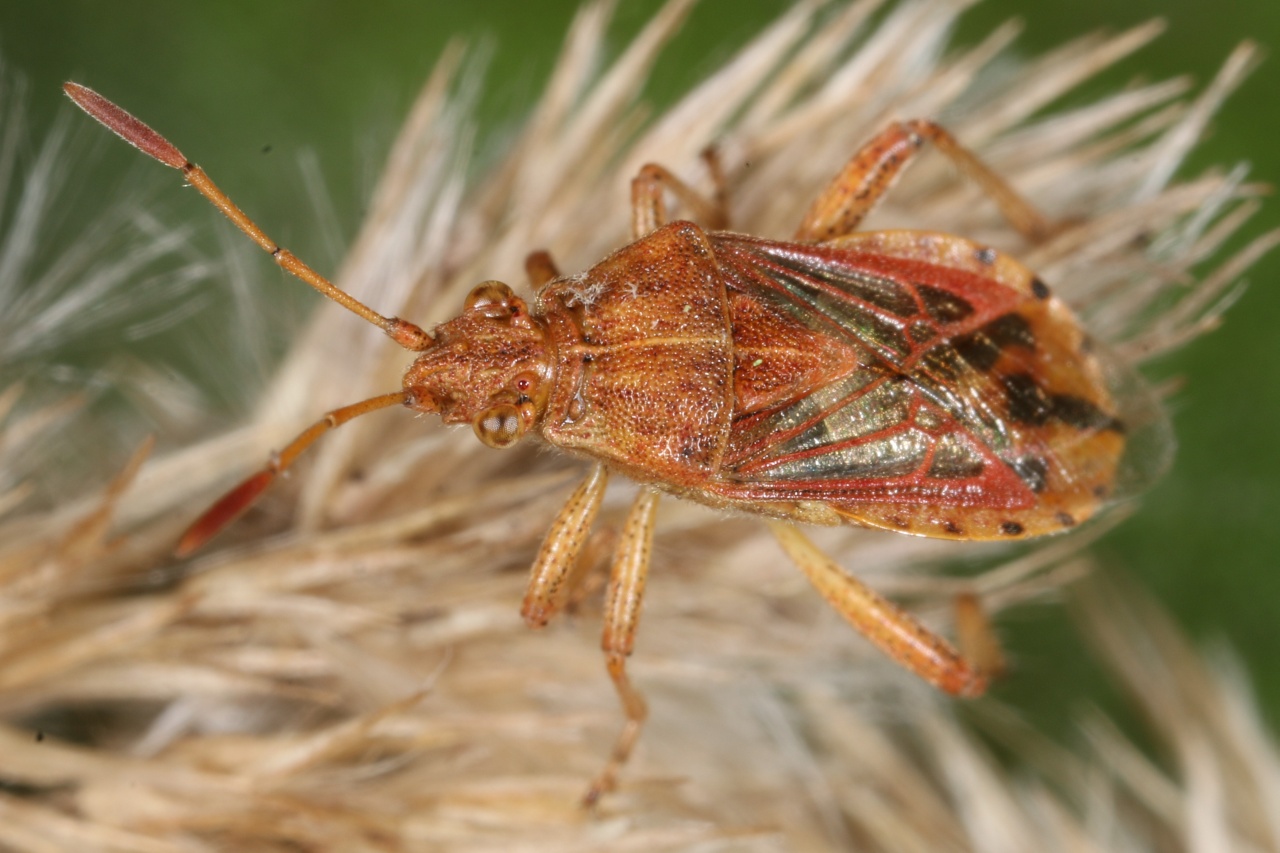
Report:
65,82,1163,804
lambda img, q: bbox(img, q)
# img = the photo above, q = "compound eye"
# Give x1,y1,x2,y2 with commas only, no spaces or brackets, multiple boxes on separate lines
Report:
465,281,516,315
472,403,523,448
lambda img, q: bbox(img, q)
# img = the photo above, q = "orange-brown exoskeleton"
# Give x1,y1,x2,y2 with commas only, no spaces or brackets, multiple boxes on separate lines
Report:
66,82,1151,804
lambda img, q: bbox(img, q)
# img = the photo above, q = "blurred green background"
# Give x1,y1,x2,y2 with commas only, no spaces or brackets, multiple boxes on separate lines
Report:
2,0,1277,748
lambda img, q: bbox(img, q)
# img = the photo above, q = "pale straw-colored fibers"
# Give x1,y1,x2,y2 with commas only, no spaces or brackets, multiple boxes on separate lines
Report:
0,1,1275,849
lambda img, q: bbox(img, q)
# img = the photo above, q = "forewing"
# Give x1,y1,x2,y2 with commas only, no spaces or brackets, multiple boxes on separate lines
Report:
709,232,1149,538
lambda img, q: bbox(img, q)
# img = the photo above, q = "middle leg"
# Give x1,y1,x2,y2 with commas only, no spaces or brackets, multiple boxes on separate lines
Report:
630,148,730,239
525,250,562,288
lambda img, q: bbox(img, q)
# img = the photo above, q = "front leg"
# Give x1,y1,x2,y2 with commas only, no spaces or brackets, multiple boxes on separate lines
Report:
521,464,608,628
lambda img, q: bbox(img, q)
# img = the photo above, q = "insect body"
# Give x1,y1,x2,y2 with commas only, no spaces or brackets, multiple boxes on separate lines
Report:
65,82,1141,804
533,224,1124,538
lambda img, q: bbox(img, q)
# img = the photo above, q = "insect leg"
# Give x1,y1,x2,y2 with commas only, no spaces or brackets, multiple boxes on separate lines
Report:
585,487,659,806
176,391,414,556
768,521,987,697
954,591,1007,680
562,527,618,614
630,148,730,240
524,250,562,288
795,119,1053,244
702,145,729,227
521,464,609,628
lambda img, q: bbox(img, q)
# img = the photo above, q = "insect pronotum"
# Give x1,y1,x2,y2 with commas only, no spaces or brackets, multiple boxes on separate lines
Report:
65,81,1144,804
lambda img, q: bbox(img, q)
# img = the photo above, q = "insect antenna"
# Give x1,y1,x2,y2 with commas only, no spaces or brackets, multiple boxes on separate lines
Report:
62,82,433,352
175,390,419,557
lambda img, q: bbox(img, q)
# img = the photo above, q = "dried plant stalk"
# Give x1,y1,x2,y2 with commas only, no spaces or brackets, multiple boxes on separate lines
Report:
0,2,1276,850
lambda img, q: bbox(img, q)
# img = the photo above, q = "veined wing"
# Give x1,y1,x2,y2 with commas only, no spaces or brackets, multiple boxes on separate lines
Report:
706,231,1158,537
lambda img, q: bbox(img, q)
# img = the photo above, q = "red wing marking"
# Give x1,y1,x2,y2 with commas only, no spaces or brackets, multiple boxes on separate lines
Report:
724,371,1038,509
708,232,1125,515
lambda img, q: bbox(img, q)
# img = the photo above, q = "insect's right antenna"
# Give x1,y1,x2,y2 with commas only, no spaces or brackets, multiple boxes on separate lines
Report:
63,82,433,352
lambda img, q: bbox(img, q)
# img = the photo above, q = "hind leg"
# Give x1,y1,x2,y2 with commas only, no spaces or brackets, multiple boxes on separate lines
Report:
769,521,988,696
584,488,660,806
796,119,1053,243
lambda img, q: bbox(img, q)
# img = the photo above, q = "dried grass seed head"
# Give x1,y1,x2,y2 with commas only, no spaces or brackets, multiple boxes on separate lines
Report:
0,1,1274,849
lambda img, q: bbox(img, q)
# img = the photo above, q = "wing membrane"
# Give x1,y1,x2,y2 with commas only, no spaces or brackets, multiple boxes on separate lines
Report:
708,232,1134,529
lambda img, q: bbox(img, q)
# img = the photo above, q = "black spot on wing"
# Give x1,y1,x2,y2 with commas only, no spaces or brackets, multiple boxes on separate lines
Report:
1051,394,1125,433
983,314,1035,351
1003,373,1124,433
951,313,1035,372
917,284,974,323
861,314,913,360
1003,373,1053,425
918,313,1036,384
1010,455,1048,493
953,334,1001,372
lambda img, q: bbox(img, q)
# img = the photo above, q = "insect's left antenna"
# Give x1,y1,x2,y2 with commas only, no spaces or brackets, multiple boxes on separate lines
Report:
175,389,421,556
63,82,433,352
